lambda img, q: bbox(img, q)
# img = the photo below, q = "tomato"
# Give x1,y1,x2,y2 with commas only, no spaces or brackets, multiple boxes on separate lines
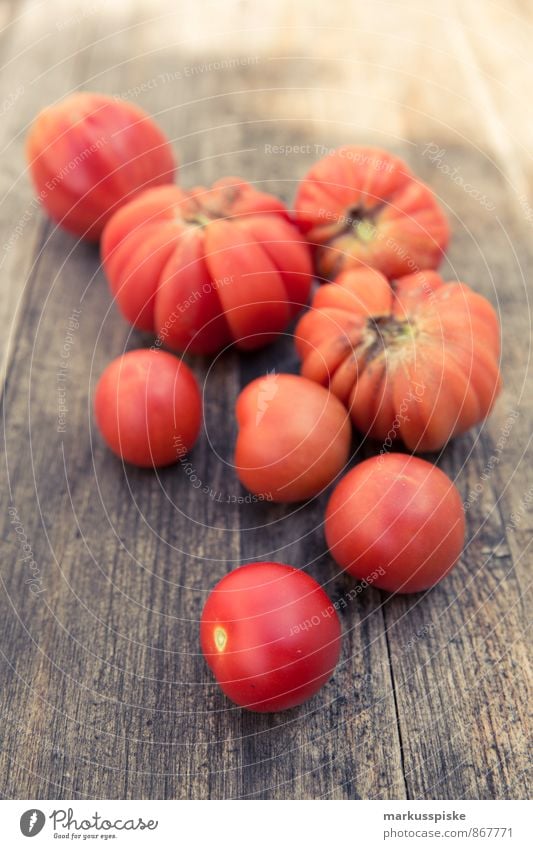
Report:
295,267,502,452
295,145,449,279
101,179,313,354
26,93,176,240
325,454,465,593
94,349,201,467
235,373,351,502
200,562,342,712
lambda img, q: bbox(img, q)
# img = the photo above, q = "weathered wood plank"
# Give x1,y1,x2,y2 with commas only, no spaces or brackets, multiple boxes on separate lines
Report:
236,340,405,800
0,0,102,379
305,0,532,800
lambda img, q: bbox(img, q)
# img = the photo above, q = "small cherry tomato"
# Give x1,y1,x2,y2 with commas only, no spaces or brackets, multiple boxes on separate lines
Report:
26,92,176,240
235,373,351,502
325,454,465,593
200,562,342,712
94,349,201,467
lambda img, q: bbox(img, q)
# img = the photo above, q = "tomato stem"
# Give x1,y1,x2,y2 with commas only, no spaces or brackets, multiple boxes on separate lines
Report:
363,315,417,362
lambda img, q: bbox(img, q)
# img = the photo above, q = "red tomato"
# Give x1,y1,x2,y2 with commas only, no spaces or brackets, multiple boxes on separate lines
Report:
26,93,176,240
94,349,201,467
235,373,351,502
200,562,342,712
295,267,502,452
101,179,313,353
325,454,465,593
295,146,449,279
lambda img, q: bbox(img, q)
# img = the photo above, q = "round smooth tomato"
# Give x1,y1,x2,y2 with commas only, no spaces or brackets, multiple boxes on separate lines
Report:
94,349,201,467
26,92,176,240
325,454,465,593
295,267,502,452
101,178,312,353
295,145,449,279
200,562,342,712
235,373,351,502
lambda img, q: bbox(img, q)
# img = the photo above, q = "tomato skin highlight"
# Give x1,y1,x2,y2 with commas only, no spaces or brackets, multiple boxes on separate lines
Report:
101,179,313,354
200,562,342,712
26,92,176,240
325,454,465,594
94,349,201,468
235,373,351,503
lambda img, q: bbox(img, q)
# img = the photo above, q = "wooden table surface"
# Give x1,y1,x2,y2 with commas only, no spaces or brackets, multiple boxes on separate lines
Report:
0,0,531,800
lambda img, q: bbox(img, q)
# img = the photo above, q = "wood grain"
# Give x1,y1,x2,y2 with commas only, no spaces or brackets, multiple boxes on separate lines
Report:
0,0,530,800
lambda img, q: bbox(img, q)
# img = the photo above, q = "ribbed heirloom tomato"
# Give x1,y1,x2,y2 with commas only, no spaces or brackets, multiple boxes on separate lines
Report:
26,92,176,240
94,349,201,467
295,145,449,279
325,454,465,593
235,373,351,502
200,562,342,712
101,179,313,354
295,267,502,452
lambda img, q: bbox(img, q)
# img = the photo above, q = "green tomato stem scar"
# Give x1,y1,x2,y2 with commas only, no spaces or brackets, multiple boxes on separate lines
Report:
354,217,376,243
214,626,228,652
